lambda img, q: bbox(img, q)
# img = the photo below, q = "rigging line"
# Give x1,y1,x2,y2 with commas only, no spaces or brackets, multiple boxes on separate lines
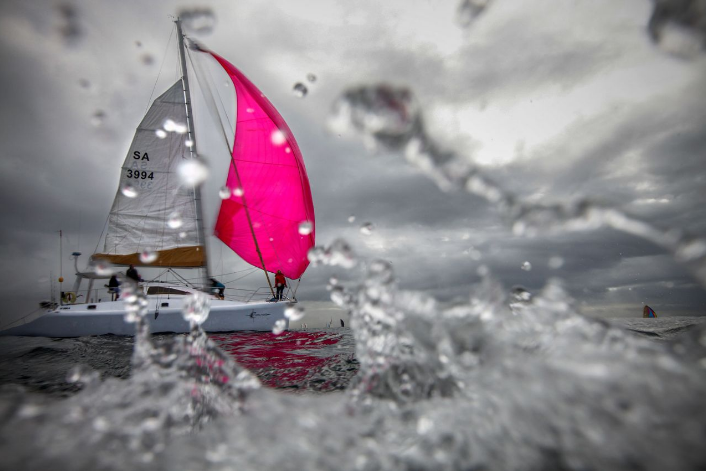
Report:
185,46,234,155
222,268,259,285
144,25,176,115
187,48,274,296
0,307,45,331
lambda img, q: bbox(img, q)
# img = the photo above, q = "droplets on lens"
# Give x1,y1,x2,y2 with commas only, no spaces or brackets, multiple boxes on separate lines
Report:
155,129,167,139
178,8,217,36
298,221,313,235
139,250,157,264
91,110,105,127
456,0,491,28
548,256,564,269
272,319,286,335
521,261,532,271
177,158,209,187
185,139,194,148
167,212,183,229
233,187,244,197
307,73,317,83
92,260,114,276
163,119,188,134
348,215,356,223
271,130,287,146
121,184,138,198
182,292,211,326
293,82,308,98
360,222,375,235
284,304,305,322
218,186,231,199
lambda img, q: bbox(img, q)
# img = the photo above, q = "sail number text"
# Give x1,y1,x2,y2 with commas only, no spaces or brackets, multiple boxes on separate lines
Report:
126,151,154,180
126,169,154,180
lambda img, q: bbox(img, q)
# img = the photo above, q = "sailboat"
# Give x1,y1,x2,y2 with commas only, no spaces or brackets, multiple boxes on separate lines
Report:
1,19,315,337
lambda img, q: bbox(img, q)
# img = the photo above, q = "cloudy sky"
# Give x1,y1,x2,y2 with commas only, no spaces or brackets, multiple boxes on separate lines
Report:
0,0,705,328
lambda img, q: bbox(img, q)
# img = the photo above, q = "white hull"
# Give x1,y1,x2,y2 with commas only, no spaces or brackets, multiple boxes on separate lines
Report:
1,297,287,337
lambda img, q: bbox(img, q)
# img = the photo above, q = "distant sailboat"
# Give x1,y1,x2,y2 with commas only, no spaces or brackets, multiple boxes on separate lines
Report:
2,19,315,337
643,305,658,318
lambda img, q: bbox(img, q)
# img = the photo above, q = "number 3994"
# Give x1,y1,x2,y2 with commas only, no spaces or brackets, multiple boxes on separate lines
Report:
126,170,154,180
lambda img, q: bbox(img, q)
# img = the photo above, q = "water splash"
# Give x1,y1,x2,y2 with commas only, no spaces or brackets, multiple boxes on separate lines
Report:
330,84,706,289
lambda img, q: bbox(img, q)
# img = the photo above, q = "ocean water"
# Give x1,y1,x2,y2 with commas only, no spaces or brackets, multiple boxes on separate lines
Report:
0,280,705,470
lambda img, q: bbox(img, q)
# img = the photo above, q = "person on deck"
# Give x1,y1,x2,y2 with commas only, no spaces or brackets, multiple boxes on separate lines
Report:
126,264,141,283
210,278,225,299
107,274,120,301
274,270,287,301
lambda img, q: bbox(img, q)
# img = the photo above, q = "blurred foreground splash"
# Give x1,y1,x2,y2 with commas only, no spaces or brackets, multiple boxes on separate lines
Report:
1,249,705,470
2,1,706,469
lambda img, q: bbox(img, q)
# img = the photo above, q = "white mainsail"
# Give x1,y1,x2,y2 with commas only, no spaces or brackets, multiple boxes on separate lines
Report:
94,81,204,267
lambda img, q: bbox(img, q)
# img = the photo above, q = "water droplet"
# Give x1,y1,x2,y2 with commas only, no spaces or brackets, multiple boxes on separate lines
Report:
511,286,532,302
272,319,286,335
271,130,287,146
92,260,114,276
298,221,313,235
348,215,356,223
78,78,91,89
121,183,138,198
246,108,254,114
177,158,209,187
155,129,167,139
91,110,105,126
178,8,217,35
284,304,305,321
179,231,187,239
218,186,231,199
285,147,292,154
135,40,142,48
185,139,194,148
548,256,564,269
360,222,375,235
163,119,187,134
167,212,183,229
233,187,244,197
182,292,211,325
307,73,317,83
139,250,157,264
293,82,308,98
141,53,154,66
457,0,491,28
328,85,419,149
521,261,532,271
56,4,82,47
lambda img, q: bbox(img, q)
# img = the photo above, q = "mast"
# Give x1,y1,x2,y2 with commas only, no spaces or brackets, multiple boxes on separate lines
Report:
176,18,210,290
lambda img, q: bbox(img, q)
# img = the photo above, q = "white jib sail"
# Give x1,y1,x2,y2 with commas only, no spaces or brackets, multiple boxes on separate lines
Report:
97,81,203,267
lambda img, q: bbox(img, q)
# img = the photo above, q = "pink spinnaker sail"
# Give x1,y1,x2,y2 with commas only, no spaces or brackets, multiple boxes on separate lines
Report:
211,53,315,280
